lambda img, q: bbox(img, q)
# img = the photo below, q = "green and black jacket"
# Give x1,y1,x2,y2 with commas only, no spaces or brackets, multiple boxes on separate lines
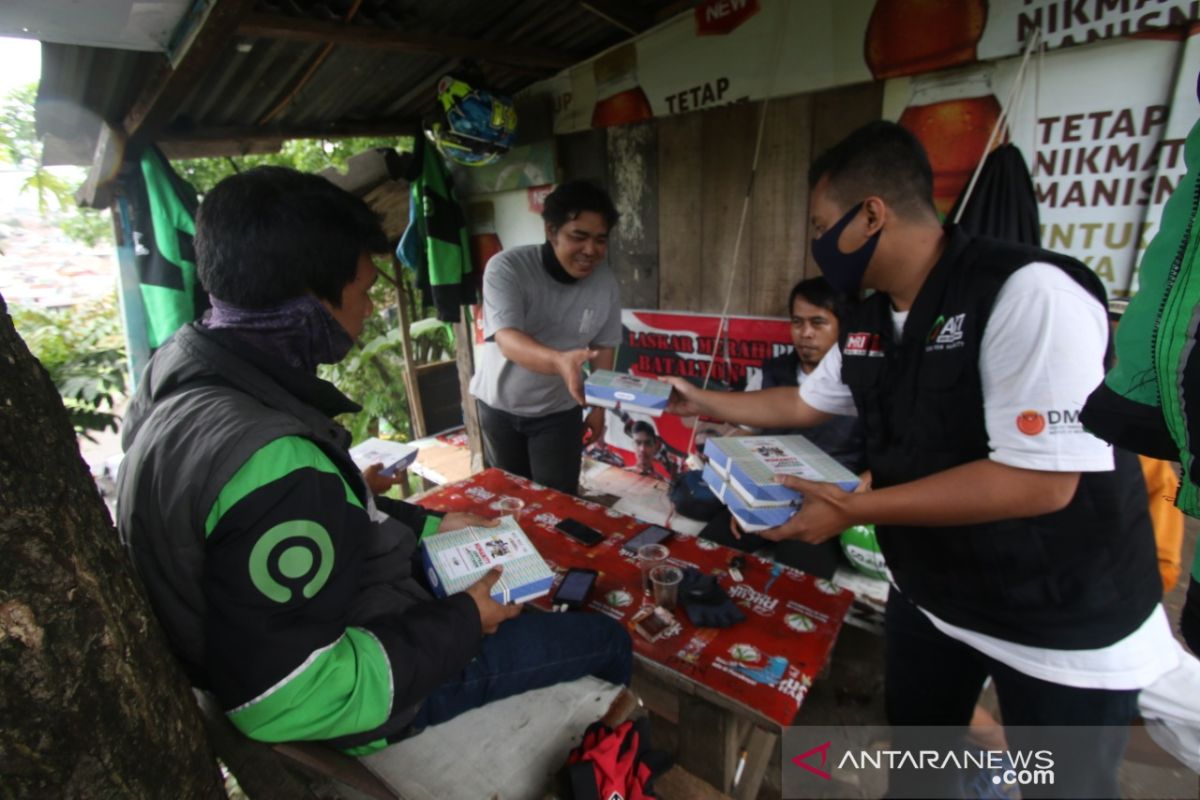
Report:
117,324,482,753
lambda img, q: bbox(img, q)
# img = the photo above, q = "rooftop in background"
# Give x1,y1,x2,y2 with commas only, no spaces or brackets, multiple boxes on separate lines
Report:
22,0,693,168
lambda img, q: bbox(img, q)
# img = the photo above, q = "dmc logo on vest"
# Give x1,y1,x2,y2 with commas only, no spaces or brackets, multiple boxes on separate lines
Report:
1016,410,1046,436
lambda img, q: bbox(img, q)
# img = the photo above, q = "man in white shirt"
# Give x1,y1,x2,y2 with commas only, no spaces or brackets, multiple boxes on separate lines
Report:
667,122,1172,798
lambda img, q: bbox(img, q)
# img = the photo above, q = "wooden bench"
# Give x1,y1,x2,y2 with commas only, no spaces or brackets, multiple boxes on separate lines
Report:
199,677,634,799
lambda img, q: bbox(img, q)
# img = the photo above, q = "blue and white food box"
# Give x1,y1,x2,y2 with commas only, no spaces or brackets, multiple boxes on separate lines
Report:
348,437,419,477
584,370,672,417
421,516,554,604
703,434,859,508
700,463,798,532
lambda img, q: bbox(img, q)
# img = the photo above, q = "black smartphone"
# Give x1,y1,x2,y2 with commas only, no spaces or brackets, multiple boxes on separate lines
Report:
555,518,605,547
622,524,673,554
551,568,598,609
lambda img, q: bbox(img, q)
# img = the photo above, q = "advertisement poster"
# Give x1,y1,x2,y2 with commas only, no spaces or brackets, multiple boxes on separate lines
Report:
517,0,1198,297
883,33,1188,296
531,0,1197,136
590,309,791,476
1131,24,1200,294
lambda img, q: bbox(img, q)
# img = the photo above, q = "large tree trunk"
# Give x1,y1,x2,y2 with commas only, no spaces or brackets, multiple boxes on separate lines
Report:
0,293,225,798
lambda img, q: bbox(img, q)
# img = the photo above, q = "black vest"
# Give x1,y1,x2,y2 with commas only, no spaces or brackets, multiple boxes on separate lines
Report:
841,227,1160,649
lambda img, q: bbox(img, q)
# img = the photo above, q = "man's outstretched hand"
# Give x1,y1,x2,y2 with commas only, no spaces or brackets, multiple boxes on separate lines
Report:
759,475,858,545
662,376,704,417
362,463,408,496
558,348,599,406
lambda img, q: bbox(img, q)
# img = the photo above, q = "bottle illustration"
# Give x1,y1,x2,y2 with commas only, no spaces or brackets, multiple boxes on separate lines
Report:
898,69,1003,217
865,0,988,80
591,43,654,128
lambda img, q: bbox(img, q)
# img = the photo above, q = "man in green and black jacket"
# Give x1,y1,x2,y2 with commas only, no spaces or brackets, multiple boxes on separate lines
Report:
117,166,631,755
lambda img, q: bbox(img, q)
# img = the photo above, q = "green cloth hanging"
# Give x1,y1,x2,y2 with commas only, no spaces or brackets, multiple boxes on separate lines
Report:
133,148,204,349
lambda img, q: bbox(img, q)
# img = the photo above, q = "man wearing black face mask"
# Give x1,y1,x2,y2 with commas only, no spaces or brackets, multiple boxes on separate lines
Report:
666,122,1172,798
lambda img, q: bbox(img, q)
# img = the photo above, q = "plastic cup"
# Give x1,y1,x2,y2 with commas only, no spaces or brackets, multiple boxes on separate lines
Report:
637,543,669,596
495,496,525,514
650,565,683,610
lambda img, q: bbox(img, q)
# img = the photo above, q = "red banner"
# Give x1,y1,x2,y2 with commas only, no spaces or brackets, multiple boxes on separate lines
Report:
595,310,791,476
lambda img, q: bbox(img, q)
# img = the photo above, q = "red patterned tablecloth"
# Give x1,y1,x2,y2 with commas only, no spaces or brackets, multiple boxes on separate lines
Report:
417,469,853,729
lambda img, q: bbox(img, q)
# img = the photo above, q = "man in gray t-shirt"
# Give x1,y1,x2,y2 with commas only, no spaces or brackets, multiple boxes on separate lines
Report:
469,181,622,495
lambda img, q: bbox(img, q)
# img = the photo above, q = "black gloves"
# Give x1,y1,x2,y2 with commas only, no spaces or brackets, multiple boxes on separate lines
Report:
677,568,745,628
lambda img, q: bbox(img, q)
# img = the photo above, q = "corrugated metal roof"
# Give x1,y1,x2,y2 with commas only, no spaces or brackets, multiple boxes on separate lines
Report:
36,0,687,165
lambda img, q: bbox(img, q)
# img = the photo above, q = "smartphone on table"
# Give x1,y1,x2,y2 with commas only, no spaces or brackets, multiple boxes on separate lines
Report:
622,524,672,554
555,517,605,547
551,568,599,609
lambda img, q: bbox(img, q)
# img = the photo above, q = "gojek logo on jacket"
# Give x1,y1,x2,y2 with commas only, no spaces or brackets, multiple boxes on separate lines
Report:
249,520,335,602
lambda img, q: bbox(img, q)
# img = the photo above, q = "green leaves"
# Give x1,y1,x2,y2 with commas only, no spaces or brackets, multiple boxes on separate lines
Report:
21,168,73,215
172,136,415,194
11,295,128,441
2,82,113,247
319,276,412,445
409,318,455,363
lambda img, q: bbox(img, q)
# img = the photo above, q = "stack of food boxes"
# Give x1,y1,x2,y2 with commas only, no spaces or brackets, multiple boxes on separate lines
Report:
701,435,860,531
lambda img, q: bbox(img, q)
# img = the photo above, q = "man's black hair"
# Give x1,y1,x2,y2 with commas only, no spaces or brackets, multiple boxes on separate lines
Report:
807,121,936,219
789,276,851,325
541,180,620,231
632,420,657,440
196,166,388,309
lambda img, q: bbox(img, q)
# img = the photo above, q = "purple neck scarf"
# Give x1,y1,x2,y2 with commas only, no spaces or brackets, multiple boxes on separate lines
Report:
204,295,353,374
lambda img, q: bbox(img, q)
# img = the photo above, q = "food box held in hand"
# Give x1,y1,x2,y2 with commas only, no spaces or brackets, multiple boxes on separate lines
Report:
584,370,672,417
701,463,798,532
701,435,860,530
348,437,419,477
421,516,555,604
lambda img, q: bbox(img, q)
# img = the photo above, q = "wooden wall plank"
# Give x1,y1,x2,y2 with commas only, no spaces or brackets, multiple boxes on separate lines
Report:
652,81,884,314
748,93,812,317
657,113,703,312
559,128,608,185
606,121,659,310
699,102,756,314
806,81,885,278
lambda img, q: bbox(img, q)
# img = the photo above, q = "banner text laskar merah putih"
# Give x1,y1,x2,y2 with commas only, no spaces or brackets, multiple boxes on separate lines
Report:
602,310,791,468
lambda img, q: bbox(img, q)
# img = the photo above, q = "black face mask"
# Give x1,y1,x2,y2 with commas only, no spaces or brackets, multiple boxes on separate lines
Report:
810,202,880,295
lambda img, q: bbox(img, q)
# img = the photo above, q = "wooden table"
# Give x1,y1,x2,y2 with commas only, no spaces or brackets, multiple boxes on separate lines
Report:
416,468,853,799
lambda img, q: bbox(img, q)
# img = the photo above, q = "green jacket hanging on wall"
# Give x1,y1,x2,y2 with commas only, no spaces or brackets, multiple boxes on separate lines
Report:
403,137,477,321
397,137,475,322
131,148,207,349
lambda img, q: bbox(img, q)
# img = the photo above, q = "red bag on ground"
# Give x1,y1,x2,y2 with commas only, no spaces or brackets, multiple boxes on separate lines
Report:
564,717,670,800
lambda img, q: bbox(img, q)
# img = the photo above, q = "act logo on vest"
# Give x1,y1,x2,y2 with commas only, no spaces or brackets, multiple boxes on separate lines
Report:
1016,408,1085,436
925,313,966,352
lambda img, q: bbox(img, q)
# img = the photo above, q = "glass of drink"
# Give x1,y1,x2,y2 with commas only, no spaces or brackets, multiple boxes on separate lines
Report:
650,565,683,610
494,496,524,514
637,544,669,600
